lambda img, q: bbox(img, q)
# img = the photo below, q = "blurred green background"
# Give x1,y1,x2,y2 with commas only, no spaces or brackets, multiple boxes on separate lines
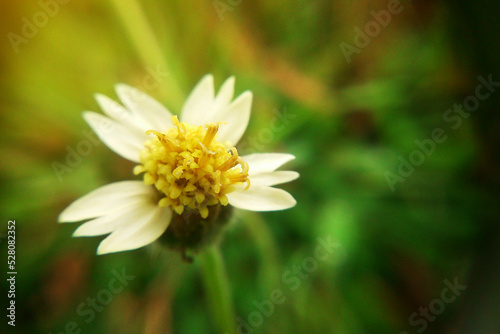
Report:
1,0,499,333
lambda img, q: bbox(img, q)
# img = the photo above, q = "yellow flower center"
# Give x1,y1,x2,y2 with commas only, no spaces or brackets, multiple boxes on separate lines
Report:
134,116,249,218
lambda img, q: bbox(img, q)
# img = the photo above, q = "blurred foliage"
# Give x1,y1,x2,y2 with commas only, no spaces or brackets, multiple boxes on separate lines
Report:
0,0,499,333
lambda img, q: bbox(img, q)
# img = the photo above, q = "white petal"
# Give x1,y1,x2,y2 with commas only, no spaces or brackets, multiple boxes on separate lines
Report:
207,76,235,122
58,181,154,222
72,197,153,237
115,84,173,131
72,214,125,237
180,74,214,125
94,93,148,133
96,206,172,255
242,153,296,175
249,171,299,186
227,185,296,211
216,91,252,145
94,201,157,254
83,112,145,162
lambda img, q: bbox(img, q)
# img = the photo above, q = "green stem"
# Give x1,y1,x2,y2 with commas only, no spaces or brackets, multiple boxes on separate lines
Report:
199,246,236,334
108,0,185,108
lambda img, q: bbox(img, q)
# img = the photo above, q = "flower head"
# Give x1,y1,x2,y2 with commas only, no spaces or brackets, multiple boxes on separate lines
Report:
59,75,298,255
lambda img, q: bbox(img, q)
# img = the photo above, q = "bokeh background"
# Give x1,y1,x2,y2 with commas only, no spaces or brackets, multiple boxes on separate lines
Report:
1,0,499,333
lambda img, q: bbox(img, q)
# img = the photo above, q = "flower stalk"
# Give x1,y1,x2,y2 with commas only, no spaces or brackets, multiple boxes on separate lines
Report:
199,246,236,334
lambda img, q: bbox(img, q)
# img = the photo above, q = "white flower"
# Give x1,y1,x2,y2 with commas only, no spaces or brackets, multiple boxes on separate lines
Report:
59,75,299,255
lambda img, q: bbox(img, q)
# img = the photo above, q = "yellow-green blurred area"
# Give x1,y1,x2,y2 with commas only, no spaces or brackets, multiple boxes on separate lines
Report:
1,0,499,333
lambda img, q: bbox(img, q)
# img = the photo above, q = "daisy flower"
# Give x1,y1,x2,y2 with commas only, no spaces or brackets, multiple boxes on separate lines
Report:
58,75,298,255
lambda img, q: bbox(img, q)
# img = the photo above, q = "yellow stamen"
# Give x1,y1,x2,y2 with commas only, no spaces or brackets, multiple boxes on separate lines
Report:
136,116,249,217
146,130,179,152
202,123,219,147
